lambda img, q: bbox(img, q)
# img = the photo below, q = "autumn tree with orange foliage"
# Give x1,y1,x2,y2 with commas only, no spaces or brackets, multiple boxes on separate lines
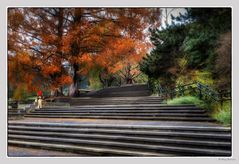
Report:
8,8,161,97
95,37,150,86
8,8,72,97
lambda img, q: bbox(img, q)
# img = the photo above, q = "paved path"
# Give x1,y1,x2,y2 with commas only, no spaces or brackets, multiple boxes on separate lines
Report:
8,146,85,157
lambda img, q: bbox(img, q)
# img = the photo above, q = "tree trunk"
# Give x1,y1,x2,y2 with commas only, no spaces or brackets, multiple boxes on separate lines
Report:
69,63,80,97
50,88,64,97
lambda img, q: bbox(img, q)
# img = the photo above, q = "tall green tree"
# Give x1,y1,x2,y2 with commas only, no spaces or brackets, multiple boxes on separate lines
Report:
140,8,231,91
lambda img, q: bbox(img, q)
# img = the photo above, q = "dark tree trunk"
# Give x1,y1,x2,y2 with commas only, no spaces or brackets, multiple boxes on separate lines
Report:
125,63,133,84
69,63,80,97
50,9,65,98
50,87,64,97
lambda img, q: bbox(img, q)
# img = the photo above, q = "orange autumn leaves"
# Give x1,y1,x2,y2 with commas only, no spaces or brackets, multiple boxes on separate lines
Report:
8,37,149,92
95,37,149,74
8,8,160,93
96,38,135,72
8,51,73,92
63,36,148,79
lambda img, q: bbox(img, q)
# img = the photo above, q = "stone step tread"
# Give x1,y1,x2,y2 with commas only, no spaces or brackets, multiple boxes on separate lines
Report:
61,107,201,110
72,98,161,99
26,113,209,117
95,88,150,91
69,104,166,106
71,98,163,99
69,102,165,105
92,95,151,98
8,130,231,147
8,109,23,112
69,100,162,105
94,91,151,94
8,126,231,139
30,112,206,115
93,93,151,95
8,113,25,115
8,135,231,156
23,115,215,121
68,104,197,107
41,105,200,108
8,140,167,156
70,101,164,103
8,121,231,131
33,110,206,113
95,90,150,93
71,96,163,99
41,107,201,110
70,99,163,101
37,109,203,112
71,96,161,99
96,85,148,89
98,84,147,88
8,112,25,114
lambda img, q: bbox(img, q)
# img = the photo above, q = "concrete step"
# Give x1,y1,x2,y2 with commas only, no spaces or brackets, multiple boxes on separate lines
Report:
70,101,164,105
24,103,213,122
95,90,150,93
92,93,151,97
91,90,151,97
8,130,231,149
8,113,25,117
70,97,163,101
93,87,150,92
8,122,231,156
70,107,199,111
8,109,21,112
68,104,197,108
32,109,206,113
8,122,231,132
55,96,163,103
70,102,165,105
70,100,164,102
40,107,200,111
8,125,230,140
8,140,170,156
25,113,209,117
37,106,202,111
45,103,196,107
44,102,70,107
8,109,26,119
92,84,149,92
23,115,215,121
8,135,231,156
8,112,25,115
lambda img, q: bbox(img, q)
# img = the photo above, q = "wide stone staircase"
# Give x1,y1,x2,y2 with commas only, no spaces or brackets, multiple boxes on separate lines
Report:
24,104,215,122
8,84,232,157
8,122,231,156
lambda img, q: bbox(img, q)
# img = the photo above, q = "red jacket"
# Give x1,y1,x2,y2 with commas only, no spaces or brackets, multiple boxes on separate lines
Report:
37,91,43,97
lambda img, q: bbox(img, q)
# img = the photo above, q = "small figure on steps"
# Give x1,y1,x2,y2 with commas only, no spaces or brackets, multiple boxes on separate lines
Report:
36,90,43,109
37,90,43,97
37,96,43,109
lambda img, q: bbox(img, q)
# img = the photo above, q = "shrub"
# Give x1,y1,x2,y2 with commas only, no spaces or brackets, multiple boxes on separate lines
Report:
167,96,206,108
213,101,231,126
168,96,232,126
